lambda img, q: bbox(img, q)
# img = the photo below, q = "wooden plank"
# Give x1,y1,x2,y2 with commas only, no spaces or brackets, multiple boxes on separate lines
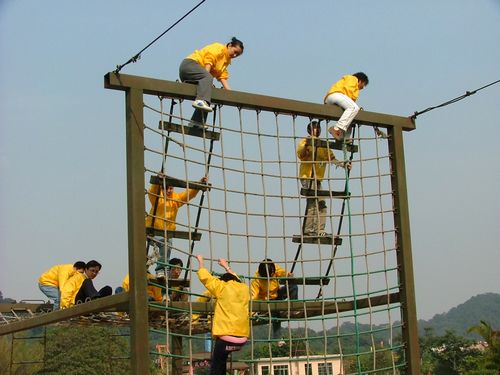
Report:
300,188,349,198
292,235,343,245
0,293,130,336
105,73,416,131
146,228,202,241
283,277,330,286
150,175,211,192
303,137,358,153
158,121,220,141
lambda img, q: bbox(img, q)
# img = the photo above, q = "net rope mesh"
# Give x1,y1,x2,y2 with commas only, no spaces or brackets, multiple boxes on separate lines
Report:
143,95,405,374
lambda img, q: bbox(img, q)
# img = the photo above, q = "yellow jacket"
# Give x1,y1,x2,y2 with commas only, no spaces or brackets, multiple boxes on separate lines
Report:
197,268,249,338
38,264,78,289
251,265,286,301
122,274,163,303
296,136,335,181
60,272,86,309
187,42,231,81
324,75,360,102
145,185,199,230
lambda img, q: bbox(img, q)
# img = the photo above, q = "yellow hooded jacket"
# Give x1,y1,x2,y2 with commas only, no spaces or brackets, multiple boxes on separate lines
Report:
197,268,249,338
324,75,360,103
187,42,232,81
296,137,335,181
38,264,78,290
122,273,162,302
60,272,86,309
145,185,200,231
251,264,286,301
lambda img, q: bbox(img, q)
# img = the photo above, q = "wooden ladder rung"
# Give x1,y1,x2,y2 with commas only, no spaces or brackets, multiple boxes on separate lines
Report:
300,188,350,198
282,277,330,286
150,175,211,192
304,137,358,153
158,121,220,141
146,228,202,241
292,234,342,245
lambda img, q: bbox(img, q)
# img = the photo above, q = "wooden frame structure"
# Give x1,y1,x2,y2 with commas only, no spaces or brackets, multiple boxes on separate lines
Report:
0,72,419,374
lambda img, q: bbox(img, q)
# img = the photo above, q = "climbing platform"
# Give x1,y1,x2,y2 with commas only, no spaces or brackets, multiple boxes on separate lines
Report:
158,121,220,141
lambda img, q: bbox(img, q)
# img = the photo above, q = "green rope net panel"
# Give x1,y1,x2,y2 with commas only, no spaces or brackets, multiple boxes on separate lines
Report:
142,94,406,375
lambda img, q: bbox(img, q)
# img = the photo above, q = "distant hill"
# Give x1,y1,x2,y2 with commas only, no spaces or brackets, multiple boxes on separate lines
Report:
418,292,500,337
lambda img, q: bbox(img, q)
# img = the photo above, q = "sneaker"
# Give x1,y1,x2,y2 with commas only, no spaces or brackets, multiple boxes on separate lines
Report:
192,100,213,112
328,126,344,141
156,269,166,279
277,340,286,347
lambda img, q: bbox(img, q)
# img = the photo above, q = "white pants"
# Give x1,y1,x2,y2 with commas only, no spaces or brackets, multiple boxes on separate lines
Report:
325,92,360,132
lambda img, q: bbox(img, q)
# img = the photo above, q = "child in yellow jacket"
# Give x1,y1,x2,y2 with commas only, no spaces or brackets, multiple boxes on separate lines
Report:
324,72,369,141
38,261,85,310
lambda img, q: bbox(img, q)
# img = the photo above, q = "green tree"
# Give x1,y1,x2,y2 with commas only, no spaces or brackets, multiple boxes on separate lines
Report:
467,320,500,373
36,325,130,375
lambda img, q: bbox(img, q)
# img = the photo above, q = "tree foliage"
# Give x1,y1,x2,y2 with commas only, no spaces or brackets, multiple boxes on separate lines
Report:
36,325,130,375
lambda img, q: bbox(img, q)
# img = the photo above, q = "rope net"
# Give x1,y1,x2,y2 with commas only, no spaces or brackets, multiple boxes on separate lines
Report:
142,95,405,374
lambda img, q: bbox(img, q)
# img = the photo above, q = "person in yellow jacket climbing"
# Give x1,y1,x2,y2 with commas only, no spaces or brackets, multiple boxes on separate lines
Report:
324,72,369,141
296,121,351,236
251,259,297,339
179,37,244,127
146,175,208,279
60,260,112,309
195,255,249,375
38,261,85,310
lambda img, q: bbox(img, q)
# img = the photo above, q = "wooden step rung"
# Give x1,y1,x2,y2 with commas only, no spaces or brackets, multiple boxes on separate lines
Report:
158,121,220,141
146,228,202,241
303,137,358,153
292,234,342,245
300,188,350,198
150,175,211,192
282,277,330,286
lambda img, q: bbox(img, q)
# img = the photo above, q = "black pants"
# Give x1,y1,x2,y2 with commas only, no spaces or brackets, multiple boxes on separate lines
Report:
209,338,245,375
74,279,112,304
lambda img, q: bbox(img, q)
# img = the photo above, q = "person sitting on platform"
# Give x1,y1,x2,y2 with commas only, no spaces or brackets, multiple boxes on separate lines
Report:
146,175,208,280
296,120,351,236
60,260,112,309
251,259,298,339
179,37,244,128
165,257,188,302
38,261,86,310
324,72,369,142
195,255,249,375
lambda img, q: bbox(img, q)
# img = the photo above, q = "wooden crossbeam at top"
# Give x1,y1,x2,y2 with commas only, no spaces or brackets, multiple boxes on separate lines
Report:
104,73,416,131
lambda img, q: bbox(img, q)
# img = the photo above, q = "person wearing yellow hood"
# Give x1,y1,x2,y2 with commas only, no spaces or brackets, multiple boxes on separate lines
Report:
195,255,249,375
60,260,112,309
324,72,369,141
179,37,244,127
38,261,85,310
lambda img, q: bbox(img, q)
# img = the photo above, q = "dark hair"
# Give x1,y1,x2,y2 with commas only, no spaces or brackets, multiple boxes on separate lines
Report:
307,120,321,135
73,261,86,270
228,37,244,52
258,259,275,277
353,72,369,85
168,258,183,268
220,273,241,283
86,260,102,270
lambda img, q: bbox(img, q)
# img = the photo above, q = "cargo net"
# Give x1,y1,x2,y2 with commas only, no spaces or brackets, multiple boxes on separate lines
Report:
142,96,405,374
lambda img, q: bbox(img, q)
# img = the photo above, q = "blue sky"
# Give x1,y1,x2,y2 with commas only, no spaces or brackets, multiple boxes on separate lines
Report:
0,0,499,321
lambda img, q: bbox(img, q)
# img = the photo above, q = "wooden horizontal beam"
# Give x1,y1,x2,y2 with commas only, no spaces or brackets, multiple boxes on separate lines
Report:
0,293,129,336
158,121,220,141
146,228,202,241
105,73,415,131
150,175,211,192
300,188,349,198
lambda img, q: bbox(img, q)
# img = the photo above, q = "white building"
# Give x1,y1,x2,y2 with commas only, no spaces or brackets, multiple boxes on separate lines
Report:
253,355,343,375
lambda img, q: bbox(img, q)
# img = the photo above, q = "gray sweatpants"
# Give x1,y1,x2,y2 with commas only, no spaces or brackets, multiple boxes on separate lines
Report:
179,58,212,124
